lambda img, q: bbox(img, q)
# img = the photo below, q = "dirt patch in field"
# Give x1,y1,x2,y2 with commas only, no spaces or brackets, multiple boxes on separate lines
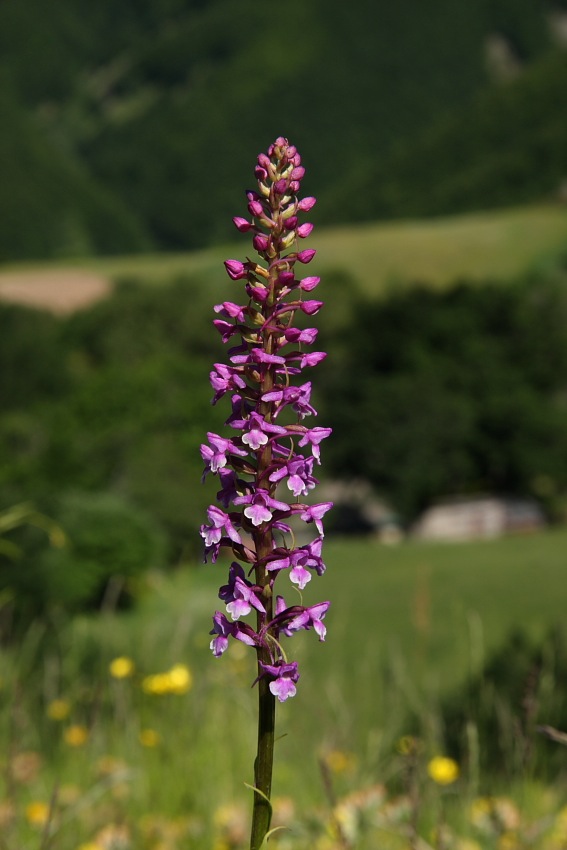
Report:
0,269,112,315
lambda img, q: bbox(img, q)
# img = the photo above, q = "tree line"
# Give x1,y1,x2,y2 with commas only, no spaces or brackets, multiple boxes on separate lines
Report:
1,266,566,620
1,0,565,261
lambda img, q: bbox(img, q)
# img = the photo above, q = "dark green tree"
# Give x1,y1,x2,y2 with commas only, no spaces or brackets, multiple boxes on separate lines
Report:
321,277,567,520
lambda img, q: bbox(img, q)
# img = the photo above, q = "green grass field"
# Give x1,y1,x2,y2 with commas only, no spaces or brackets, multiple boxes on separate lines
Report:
73,203,567,290
1,529,566,849
2,203,567,299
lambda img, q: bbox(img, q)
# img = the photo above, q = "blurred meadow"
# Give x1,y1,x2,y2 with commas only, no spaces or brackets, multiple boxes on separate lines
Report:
2,1,567,848
3,202,567,293
2,530,567,849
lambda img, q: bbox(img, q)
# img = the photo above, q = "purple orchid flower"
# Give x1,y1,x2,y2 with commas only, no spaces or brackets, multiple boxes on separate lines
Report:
219,563,266,621
271,598,330,641
298,502,334,536
297,426,333,463
238,413,288,450
201,139,333,729
210,611,257,656
269,455,318,498
214,301,247,322
233,489,290,527
265,537,326,588
209,363,246,404
285,601,330,640
261,381,317,419
258,661,300,703
201,432,248,478
201,505,242,546
283,327,318,345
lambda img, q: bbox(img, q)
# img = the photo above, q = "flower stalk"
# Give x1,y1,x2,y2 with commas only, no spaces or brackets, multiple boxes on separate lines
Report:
200,137,332,850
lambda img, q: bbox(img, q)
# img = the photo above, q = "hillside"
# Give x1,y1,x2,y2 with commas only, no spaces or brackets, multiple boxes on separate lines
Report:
1,0,566,261
328,50,567,222
2,201,567,557
1,203,566,314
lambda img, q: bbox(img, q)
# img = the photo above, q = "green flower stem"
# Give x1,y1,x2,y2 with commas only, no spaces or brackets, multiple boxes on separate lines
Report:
250,648,276,849
250,309,277,850
250,531,276,850
250,518,276,850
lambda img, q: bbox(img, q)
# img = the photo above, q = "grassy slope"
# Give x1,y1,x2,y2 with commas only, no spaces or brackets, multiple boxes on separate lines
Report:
63,527,567,802
1,203,567,299
114,528,567,750
2,531,564,846
314,203,567,292
188,526,567,690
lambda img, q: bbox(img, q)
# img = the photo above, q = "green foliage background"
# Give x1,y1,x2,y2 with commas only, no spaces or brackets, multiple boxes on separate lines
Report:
2,0,567,626
320,275,567,518
2,0,567,260
2,6,567,837
2,263,567,603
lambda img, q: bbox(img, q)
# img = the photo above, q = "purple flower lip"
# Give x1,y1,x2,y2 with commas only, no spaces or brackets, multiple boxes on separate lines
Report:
258,661,300,702
233,489,291,527
219,562,266,620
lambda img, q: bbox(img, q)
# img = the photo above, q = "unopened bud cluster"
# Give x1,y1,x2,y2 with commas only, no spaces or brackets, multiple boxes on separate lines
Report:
200,137,332,702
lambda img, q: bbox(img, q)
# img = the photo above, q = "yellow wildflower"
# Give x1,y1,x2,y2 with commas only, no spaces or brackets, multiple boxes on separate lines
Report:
470,796,492,817
47,698,71,720
427,755,459,785
325,749,357,774
142,664,192,695
109,657,135,679
142,673,170,695
554,806,567,841
167,663,192,694
64,725,89,747
139,728,161,748
25,801,50,826
551,804,567,841
498,832,519,850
